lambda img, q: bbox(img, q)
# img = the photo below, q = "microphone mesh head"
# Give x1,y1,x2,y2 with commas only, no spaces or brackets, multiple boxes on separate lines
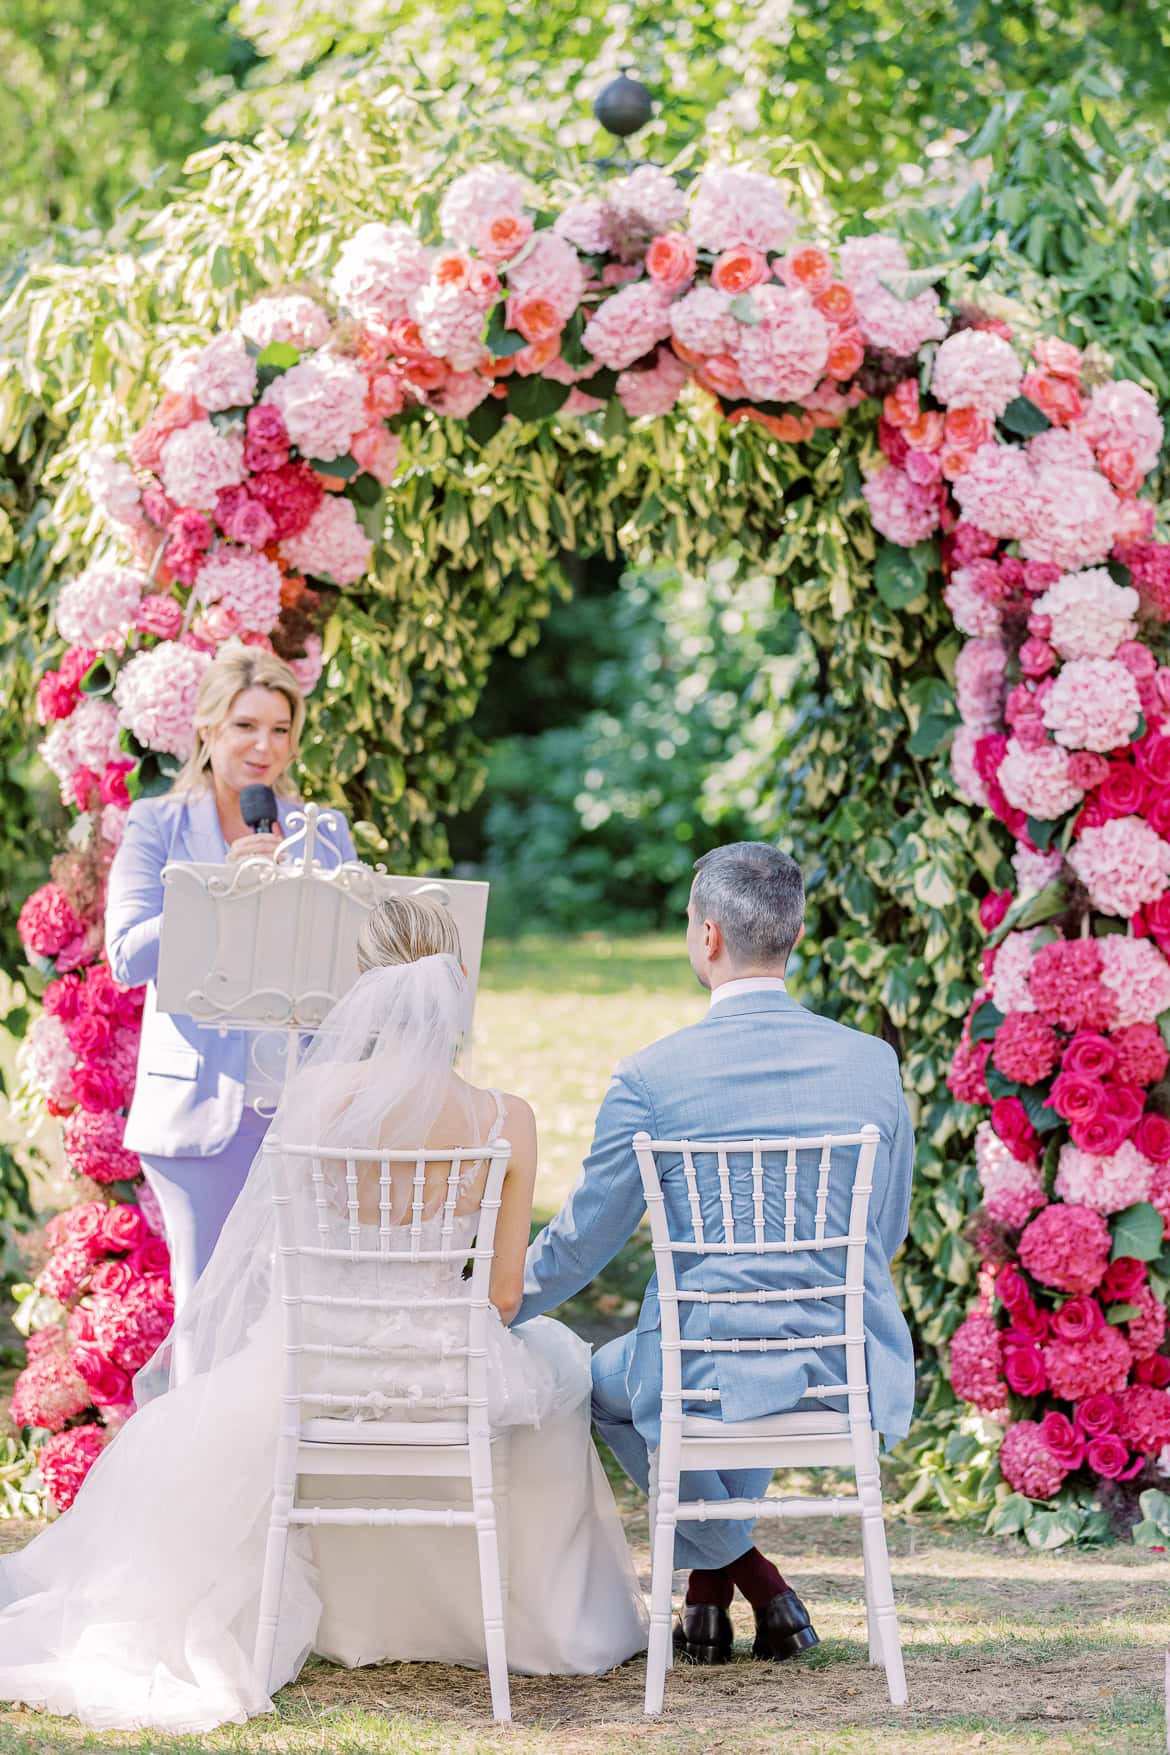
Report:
240,784,278,831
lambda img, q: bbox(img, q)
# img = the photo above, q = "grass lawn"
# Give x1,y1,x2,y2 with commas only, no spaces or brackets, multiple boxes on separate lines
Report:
0,934,1165,1753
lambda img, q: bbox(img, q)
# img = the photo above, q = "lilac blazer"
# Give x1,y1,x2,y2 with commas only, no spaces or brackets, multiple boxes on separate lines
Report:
105,788,355,1159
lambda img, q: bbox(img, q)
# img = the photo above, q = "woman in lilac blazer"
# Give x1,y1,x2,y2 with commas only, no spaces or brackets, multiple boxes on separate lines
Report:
105,646,354,1314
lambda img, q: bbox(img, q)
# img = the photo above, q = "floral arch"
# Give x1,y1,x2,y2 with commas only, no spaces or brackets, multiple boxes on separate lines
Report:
9,137,1170,1542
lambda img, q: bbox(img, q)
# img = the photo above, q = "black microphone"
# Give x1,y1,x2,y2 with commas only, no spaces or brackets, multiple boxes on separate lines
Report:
240,783,279,835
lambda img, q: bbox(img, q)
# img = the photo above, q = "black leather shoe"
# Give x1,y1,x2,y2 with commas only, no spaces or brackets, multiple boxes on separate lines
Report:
672,1603,734,1664
751,1588,819,1661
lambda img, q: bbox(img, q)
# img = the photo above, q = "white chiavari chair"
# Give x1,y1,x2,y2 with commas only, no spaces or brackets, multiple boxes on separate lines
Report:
252,1135,514,1722
634,1123,907,1716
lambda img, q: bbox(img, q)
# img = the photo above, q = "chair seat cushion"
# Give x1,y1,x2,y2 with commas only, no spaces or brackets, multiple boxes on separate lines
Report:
681,1410,851,1440
300,1418,470,1446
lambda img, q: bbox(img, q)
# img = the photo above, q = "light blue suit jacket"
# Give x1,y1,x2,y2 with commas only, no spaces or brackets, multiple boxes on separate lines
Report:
105,788,355,1159
517,988,916,1446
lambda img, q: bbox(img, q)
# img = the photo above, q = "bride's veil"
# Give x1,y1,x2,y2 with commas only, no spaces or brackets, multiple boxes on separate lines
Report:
136,952,476,1408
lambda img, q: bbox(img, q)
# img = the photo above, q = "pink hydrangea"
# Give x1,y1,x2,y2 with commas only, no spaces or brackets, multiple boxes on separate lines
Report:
167,331,257,412
39,699,118,805
62,1108,141,1184
18,1013,75,1107
1044,1322,1133,1400
952,444,1034,539
975,1122,1047,1225
158,419,246,511
350,425,402,485
998,1421,1070,1499
607,165,688,241
1032,568,1139,661
1013,846,1064,895
331,222,433,323
988,929,1042,1014
1114,1384,1170,1453
1020,464,1120,572
930,329,1023,419
947,1028,991,1104
1123,1285,1167,1360
583,282,676,372
1113,1022,1169,1085
262,354,369,462
689,167,795,254
9,1342,92,1433
1026,427,1096,473
1077,380,1164,477
91,1279,174,1372
951,723,989,806
113,643,211,759
1099,935,1170,1027
1042,658,1141,753
506,231,586,324
837,234,946,355
239,295,332,352
1054,1140,1154,1214
194,547,283,635
554,197,614,255
279,494,372,587
617,346,691,418
954,637,1008,731
943,568,1004,638
287,634,323,695
862,465,940,546
17,883,84,960
1018,1202,1111,1294
948,1310,1007,1413
993,1012,1061,1084
38,1424,107,1511
213,486,275,550
84,446,141,526
1068,816,1170,917
55,565,144,652
996,737,1083,820
1029,939,1116,1032
729,285,830,403
411,281,490,371
424,373,491,420
670,287,737,356
249,461,322,540
438,167,527,249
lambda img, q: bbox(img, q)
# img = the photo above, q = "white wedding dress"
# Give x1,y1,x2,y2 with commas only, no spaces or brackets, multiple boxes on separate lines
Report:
0,964,647,1734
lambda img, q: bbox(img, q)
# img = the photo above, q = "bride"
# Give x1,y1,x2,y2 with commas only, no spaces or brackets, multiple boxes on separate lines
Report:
0,896,647,1733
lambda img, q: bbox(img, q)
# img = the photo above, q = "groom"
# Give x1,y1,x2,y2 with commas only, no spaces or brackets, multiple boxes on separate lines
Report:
516,841,915,1664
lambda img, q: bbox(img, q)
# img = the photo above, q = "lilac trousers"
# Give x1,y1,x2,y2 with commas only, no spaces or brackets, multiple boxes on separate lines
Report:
138,1107,271,1317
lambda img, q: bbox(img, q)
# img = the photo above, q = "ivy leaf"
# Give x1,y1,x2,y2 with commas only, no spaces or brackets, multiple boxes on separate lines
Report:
1025,813,1066,853
1158,1007,1170,1052
1109,1201,1166,1262
984,1065,1020,1099
907,676,960,758
1000,396,1050,437
559,307,590,368
505,375,571,422
987,1492,1032,1536
1108,560,1133,591
728,293,761,324
483,306,529,359
257,340,300,370
1018,1085,1061,1134
874,538,937,609
987,876,1068,947
576,365,617,399
467,396,507,447
80,655,117,697
346,471,382,508
127,750,182,801
1104,1302,1142,1324
311,454,359,480
969,1000,1005,1043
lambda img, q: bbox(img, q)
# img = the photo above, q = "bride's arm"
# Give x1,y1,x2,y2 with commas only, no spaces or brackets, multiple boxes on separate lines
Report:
488,1096,538,1325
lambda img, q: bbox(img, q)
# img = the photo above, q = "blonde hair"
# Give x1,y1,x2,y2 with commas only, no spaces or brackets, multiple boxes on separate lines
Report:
357,896,462,972
170,645,306,795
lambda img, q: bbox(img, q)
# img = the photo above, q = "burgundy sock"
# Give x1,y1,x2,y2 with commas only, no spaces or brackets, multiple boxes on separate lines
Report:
685,1565,734,1609
726,1546,788,1608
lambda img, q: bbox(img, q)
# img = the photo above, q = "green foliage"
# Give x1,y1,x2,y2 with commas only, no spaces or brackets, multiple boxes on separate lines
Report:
478,559,809,933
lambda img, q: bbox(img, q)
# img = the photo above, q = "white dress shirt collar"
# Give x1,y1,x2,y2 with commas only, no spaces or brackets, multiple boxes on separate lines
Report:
708,975,788,1010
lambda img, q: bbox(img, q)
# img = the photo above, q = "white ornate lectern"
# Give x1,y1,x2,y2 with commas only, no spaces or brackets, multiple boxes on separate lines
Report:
155,804,490,1106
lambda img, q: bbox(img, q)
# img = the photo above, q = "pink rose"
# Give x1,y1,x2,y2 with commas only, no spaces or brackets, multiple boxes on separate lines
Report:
1136,734,1170,786
1068,1111,1130,1155
1038,1410,1086,1470
1067,751,1110,790
711,246,770,294
100,1203,150,1254
1075,1392,1118,1435
979,890,1013,932
1019,638,1056,679
1049,1294,1104,1342
1048,1072,1106,1127
1099,1256,1148,1301
994,1263,1032,1312
243,404,290,474
71,1343,132,1408
645,233,698,292
1086,1434,1139,1479
126,1238,171,1278
1003,1342,1047,1396
1061,1032,1116,1079
69,1064,125,1113
89,1259,134,1296
990,1096,1038,1165
1135,1355,1170,1388
1135,1113,1170,1165
1006,1302,1049,1345
1098,762,1146,817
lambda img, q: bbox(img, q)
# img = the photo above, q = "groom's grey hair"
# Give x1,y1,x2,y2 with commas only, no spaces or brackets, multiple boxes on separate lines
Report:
691,842,805,965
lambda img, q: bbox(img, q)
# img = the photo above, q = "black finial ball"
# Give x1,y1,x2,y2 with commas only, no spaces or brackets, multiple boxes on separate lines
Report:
593,73,653,139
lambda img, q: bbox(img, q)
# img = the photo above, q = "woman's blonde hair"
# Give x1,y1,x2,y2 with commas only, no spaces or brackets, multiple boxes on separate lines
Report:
357,896,463,972
170,644,306,795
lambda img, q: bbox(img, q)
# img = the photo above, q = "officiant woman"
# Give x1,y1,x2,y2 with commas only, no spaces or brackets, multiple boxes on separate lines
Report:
105,644,355,1315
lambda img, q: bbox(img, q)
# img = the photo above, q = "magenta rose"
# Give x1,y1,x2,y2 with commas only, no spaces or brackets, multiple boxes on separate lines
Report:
89,1259,134,1296
64,1013,116,1057
991,1096,1039,1165
1061,1032,1117,1080
1048,1072,1106,1127
1147,790,1170,838
126,1238,170,1279
1104,1085,1145,1132
995,1263,1032,1312
1038,1410,1086,1470
1135,732,1170,786
70,1342,133,1407
1050,1295,1105,1342
1135,1113,1170,1165
1068,1110,1131,1155
100,1203,150,1254
1067,750,1110,789
1003,1343,1047,1396
1100,1257,1148,1302
243,404,290,473
1075,1392,1119,1436
1135,1355,1170,1388
68,1305,95,1344
69,1064,125,1113
1098,762,1147,818
1086,1434,1139,1479
979,890,1013,933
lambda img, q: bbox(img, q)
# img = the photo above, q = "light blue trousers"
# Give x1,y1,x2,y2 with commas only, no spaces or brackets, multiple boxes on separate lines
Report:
591,1330,771,1572
139,1107,270,1316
